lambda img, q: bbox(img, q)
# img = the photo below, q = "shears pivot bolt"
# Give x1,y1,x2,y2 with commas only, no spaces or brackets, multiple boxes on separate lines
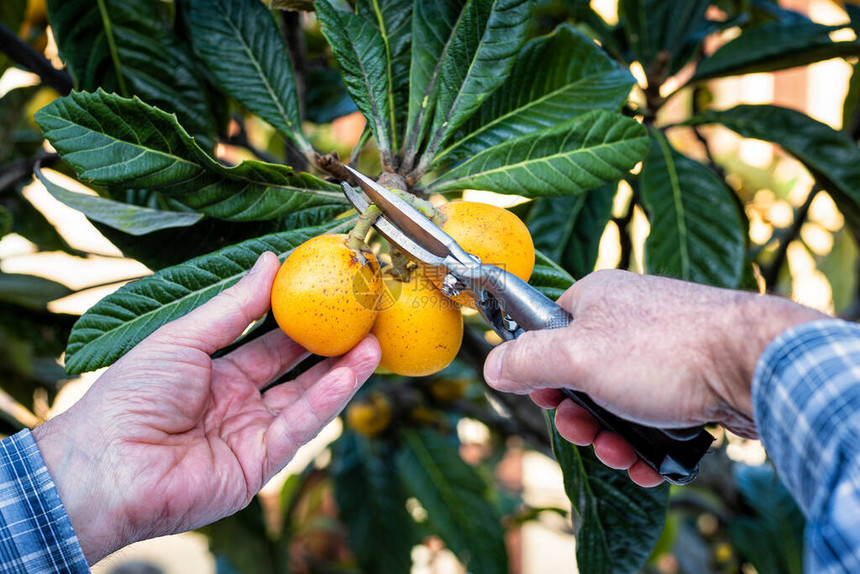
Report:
441,274,463,297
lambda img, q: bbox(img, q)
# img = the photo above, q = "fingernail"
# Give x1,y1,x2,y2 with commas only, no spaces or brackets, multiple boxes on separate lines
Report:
485,345,507,384
334,367,360,391
247,253,268,276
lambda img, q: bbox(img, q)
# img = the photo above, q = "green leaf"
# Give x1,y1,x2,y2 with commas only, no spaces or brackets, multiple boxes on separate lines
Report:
93,191,345,270
63,220,346,374
618,0,711,77
35,166,204,236
35,90,347,222
685,104,860,242
190,0,311,153
548,412,669,574
729,464,805,574
94,218,280,271
421,0,533,164
332,431,414,574
0,86,40,162
0,0,27,77
199,497,286,574
528,183,616,280
7,186,76,254
562,0,626,59
315,0,393,159
0,273,71,311
46,0,218,147
305,67,358,124
842,59,860,136
428,111,648,197
692,21,860,82
356,0,412,151
0,0,25,32
438,24,634,164
821,229,858,313
403,0,464,162
0,206,11,239
396,428,507,574
640,130,745,288
529,249,575,300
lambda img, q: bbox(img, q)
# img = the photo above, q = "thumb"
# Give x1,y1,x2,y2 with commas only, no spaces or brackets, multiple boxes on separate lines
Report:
151,252,281,354
484,327,582,394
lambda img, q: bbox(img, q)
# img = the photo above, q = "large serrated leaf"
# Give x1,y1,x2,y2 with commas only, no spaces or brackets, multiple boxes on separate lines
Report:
428,110,648,197
528,184,616,280
548,413,669,574
63,220,346,374
47,0,217,147
35,166,203,236
529,250,575,300
356,0,412,152
190,0,311,153
332,432,414,574
403,0,464,162
692,21,860,82
94,191,346,270
685,104,860,241
35,90,347,222
618,0,711,77
420,0,533,165
316,0,393,159
396,428,507,574
640,130,745,288
438,25,634,164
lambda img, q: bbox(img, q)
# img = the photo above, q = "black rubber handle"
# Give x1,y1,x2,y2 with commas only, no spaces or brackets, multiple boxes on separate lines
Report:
558,389,714,485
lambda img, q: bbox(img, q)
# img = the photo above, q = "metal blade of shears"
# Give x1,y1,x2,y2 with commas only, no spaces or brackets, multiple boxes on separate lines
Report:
339,181,444,267
342,165,474,264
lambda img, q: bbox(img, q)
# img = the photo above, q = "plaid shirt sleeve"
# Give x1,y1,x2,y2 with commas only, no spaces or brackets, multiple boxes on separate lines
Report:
0,429,89,573
753,319,860,573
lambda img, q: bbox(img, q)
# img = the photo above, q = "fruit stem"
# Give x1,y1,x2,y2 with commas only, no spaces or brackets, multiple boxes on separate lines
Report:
388,247,414,282
388,188,446,226
346,204,381,265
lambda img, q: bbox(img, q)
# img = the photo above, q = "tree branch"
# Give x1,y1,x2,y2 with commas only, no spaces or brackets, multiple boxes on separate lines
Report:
0,152,58,195
691,125,725,179
0,23,73,95
759,185,820,291
314,151,354,183
281,10,307,124
223,115,281,164
614,185,636,271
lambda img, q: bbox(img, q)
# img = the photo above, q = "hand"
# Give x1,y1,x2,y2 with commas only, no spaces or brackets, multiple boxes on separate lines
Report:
483,269,826,487
32,252,381,563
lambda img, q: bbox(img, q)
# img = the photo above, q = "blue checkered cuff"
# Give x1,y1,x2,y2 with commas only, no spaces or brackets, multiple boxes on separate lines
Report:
753,319,860,573
0,430,89,573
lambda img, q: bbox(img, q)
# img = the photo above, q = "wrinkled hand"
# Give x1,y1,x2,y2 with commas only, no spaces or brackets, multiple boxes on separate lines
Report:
484,269,826,487
32,252,381,563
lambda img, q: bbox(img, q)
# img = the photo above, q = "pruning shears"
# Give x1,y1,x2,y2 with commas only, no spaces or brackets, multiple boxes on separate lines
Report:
340,166,714,485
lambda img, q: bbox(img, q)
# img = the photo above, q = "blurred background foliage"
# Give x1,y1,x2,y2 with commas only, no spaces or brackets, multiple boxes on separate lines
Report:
2,0,859,572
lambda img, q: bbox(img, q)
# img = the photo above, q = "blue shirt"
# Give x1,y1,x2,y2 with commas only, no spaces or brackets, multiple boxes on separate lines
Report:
754,319,860,573
0,430,88,572
0,319,859,572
